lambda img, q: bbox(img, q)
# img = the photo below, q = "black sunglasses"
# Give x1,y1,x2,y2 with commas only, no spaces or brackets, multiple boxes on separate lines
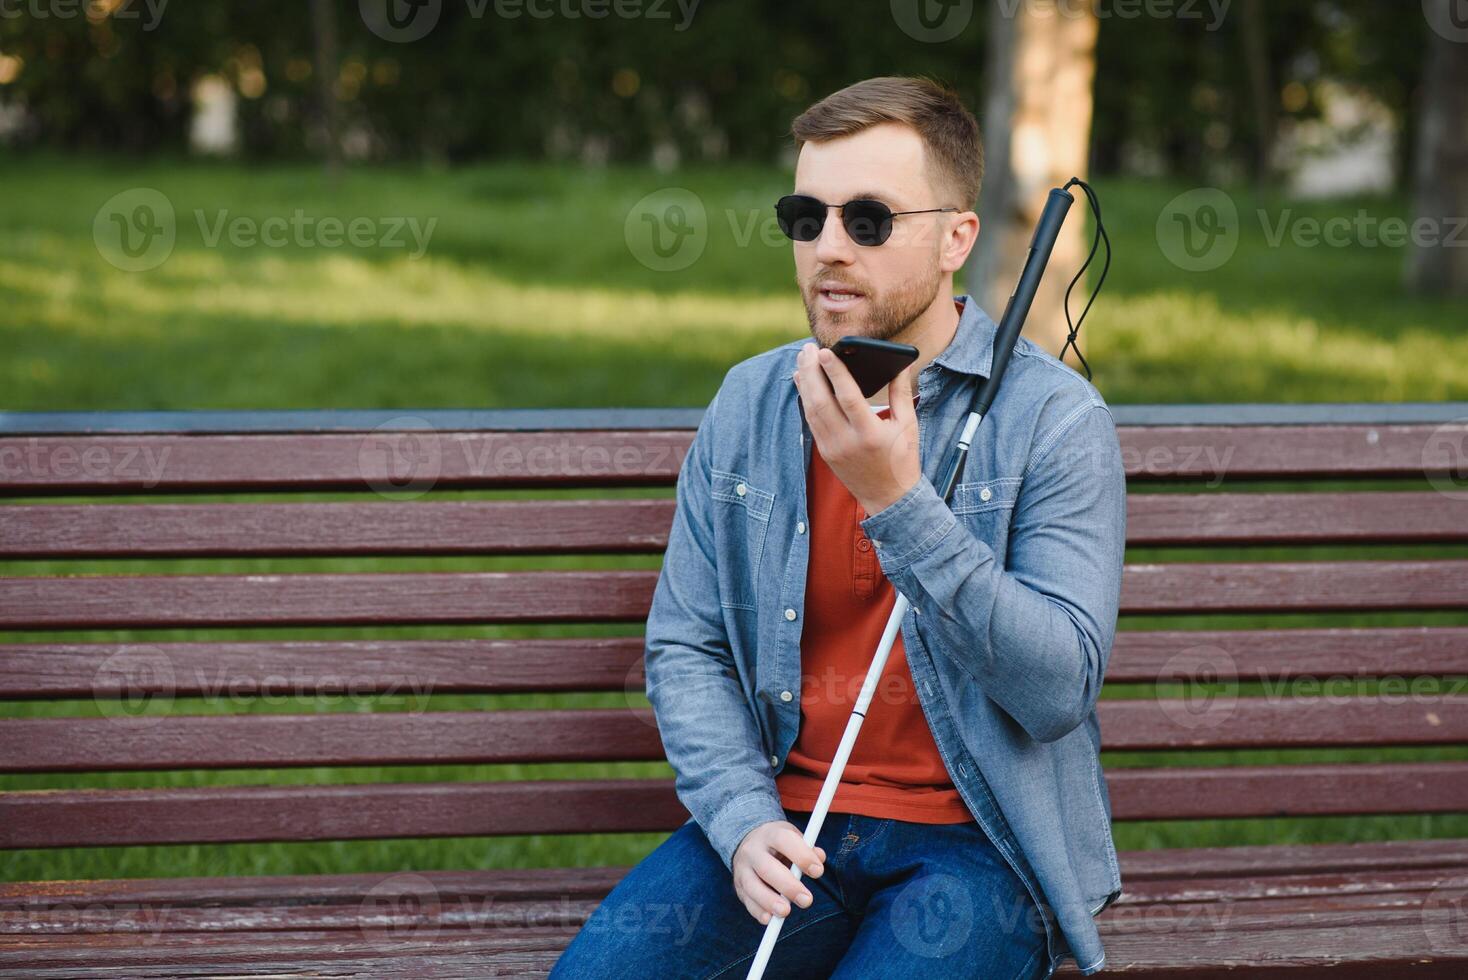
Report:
775,194,958,247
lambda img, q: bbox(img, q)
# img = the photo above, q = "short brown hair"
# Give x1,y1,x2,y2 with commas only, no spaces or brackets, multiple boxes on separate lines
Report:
790,76,984,211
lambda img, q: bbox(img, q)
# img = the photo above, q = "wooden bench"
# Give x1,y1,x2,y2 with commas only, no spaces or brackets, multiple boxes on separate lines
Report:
2,404,1467,977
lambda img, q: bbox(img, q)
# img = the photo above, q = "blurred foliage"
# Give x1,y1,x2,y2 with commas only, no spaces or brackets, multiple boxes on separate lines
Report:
0,0,1435,184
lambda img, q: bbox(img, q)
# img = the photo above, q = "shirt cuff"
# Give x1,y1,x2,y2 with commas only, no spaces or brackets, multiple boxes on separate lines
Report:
859,472,959,574
705,788,789,873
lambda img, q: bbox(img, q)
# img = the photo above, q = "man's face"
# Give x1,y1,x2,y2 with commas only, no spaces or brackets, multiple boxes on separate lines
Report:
792,121,953,347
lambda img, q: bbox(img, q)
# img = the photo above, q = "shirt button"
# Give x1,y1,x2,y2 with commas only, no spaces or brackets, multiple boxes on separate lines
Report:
784,608,797,621
735,482,747,497
797,521,806,534
871,538,881,548
979,486,992,502
770,754,780,767
780,690,793,702
857,537,871,552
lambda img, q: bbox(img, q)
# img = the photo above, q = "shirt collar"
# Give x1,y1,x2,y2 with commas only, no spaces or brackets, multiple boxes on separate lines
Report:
927,293,998,380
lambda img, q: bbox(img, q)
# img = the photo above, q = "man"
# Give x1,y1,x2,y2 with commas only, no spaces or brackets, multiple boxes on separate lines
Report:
550,75,1125,979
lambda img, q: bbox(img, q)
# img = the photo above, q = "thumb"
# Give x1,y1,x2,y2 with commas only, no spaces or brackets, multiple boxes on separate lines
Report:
889,364,917,428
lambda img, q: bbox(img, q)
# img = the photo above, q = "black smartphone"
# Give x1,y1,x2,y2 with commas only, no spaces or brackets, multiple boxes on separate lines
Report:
830,336,919,399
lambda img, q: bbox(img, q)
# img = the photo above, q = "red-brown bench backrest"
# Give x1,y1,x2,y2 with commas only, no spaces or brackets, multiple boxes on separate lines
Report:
2,406,1466,854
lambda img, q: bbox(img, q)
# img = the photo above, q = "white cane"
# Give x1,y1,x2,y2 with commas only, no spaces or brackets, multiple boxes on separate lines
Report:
744,179,1105,980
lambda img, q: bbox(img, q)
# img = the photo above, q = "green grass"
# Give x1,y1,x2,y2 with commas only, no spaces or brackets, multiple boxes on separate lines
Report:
2,155,1467,883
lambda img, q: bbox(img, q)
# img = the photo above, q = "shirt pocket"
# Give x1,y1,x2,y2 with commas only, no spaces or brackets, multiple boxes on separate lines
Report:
710,468,775,610
951,476,1023,557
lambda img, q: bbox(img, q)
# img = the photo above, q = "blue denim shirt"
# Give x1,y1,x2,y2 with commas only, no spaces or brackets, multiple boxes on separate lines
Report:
643,294,1127,976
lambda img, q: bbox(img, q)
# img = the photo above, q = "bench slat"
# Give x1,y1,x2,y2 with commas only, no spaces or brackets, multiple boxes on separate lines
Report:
3,763,1465,848
1125,490,1468,544
0,500,676,558
3,561,1465,629
4,628,1465,701
4,838,1462,909
4,490,1465,558
5,922,1462,979
0,869,1449,935
0,432,694,495
2,423,1464,496
4,698,1466,773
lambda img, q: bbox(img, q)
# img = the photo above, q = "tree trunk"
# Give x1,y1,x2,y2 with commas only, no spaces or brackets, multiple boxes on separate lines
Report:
1240,0,1276,184
311,0,342,179
965,0,1099,366
1406,2,1468,298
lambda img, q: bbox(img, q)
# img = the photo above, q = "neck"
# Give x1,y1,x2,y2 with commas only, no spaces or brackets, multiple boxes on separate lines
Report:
872,284,960,406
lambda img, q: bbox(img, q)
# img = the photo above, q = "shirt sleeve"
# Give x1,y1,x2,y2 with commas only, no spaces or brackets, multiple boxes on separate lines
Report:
642,385,788,872
857,400,1127,743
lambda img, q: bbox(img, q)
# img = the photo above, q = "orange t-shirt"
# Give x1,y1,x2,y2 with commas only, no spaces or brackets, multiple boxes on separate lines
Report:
775,366,974,824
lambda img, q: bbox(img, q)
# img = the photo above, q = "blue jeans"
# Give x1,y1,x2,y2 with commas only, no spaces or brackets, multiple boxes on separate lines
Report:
548,806,1052,979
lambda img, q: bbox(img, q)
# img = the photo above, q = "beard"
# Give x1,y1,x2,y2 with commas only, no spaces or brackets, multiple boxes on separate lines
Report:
799,259,942,348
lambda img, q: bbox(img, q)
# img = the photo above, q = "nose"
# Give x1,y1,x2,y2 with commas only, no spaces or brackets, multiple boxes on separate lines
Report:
812,205,856,266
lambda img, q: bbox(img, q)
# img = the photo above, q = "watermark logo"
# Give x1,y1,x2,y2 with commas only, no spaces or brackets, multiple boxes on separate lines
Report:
0,0,169,31
625,188,708,271
890,871,975,957
94,188,176,272
1423,0,1468,43
994,0,1231,31
360,874,443,944
890,0,973,42
1156,187,1238,272
362,0,698,42
92,646,176,725
1156,645,1238,730
1424,417,1468,501
357,416,443,499
360,0,442,42
1422,875,1468,953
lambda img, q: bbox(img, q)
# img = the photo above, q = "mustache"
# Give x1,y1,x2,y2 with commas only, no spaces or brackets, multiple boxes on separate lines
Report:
809,275,869,294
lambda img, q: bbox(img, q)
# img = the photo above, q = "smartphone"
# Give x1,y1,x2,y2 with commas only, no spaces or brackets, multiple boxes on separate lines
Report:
830,336,919,399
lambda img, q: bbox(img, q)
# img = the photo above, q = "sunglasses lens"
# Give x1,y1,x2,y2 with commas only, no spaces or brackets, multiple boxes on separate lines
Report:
843,201,893,246
776,196,826,242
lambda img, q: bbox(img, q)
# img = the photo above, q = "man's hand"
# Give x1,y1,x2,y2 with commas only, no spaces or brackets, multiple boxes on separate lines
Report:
732,820,827,925
793,341,920,517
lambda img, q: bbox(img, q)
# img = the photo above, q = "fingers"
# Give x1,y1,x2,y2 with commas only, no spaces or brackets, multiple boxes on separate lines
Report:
754,851,813,914
814,347,874,430
735,866,784,924
775,825,824,879
731,826,828,926
794,343,839,441
889,364,917,425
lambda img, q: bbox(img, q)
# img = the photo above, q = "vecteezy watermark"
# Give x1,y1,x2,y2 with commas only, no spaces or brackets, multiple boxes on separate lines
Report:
1422,874,1468,953
1155,188,1240,272
90,645,438,724
93,188,436,272
1423,0,1468,43
94,188,177,273
360,0,699,43
0,436,173,488
625,187,709,272
1155,645,1239,731
92,647,177,726
195,210,435,258
995,0,1230,29
890,872,977,957
0,0,169,31
890,0,974,43
9,899,177,942
1157,187,1468,272
359,874,444,944
355,418,693,498
1424,417,1468,501
625,188,969,272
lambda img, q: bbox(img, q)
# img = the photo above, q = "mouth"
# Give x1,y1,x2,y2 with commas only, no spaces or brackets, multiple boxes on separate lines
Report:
815,285,866,312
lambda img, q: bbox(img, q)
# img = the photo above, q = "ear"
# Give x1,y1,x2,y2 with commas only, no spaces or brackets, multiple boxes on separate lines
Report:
941,211,980,274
